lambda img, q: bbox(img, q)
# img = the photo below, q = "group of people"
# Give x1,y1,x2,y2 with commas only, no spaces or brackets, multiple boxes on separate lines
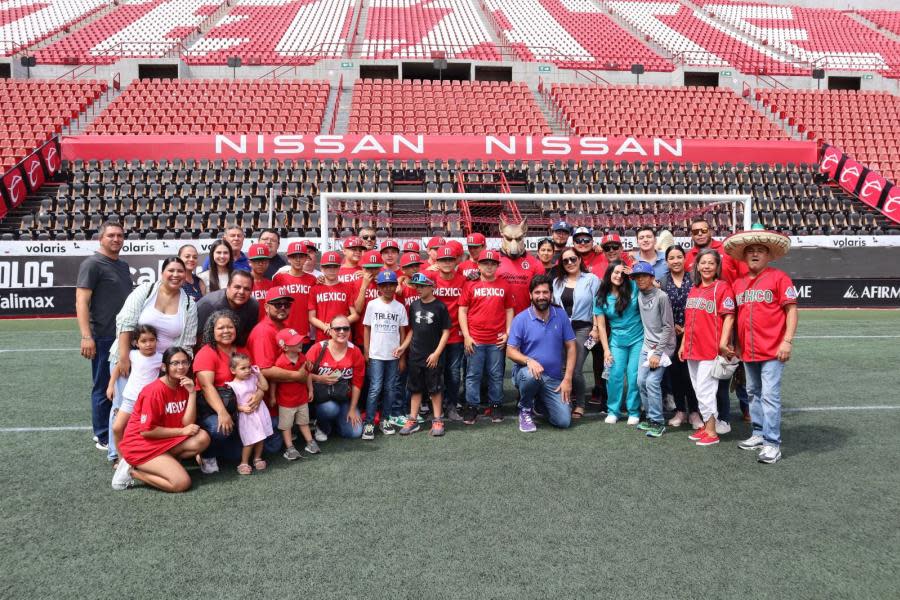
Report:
76,218,798,493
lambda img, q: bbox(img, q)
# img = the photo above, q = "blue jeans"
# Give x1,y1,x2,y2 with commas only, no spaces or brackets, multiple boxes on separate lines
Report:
264,415,282,454
365,359,400,422
716,377,733,423
744,359,786,447
637,349,667,423
514,368,571,428
395,367,410,414
200,413,242,461
465,343,505,406
443,342,464,408
606,341,642,418
316,401,363,438
90,336,114,445
106,364,126,461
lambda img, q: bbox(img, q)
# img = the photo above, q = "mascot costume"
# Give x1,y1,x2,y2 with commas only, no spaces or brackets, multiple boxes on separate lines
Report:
496,215,545,314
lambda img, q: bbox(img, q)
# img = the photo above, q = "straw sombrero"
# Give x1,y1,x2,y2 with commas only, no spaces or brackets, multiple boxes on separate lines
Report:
723,227,791,261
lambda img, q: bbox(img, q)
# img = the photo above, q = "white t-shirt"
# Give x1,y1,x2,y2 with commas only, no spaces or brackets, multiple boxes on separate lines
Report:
139,289,184,353
363,298,408,360
122,350,163,401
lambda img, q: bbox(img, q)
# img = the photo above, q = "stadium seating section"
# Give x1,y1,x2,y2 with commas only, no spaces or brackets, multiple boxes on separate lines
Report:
550,84,789,140
755,89,900,182
860,10,900,39
347,80,550,135
185,0,357,65
86,79,330,135
0,0,107,56
0,79,107,170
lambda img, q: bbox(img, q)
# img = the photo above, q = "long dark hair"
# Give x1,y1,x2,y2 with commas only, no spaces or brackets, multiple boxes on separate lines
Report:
550,247,589,282
597,260,632,316
206,239,234,292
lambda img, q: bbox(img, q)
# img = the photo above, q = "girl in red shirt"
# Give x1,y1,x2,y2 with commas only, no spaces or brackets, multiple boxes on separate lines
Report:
678,248,735,447
113,347,210,493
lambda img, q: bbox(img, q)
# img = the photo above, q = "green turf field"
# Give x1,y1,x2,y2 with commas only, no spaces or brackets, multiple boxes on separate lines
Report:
1,311,898,600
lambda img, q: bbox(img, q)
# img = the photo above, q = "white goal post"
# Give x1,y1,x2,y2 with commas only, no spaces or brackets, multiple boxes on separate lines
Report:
317,193,753,250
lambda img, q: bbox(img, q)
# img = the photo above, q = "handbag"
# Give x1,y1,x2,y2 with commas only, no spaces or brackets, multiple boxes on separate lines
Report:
710,355,740,380
197,384,238,419
310,342,351,404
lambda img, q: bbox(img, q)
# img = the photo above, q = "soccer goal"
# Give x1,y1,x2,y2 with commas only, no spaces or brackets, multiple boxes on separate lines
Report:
317,192,753,249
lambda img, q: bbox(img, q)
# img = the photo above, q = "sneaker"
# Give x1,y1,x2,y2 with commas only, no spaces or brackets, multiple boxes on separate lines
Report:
313,428,328,443
430,420,445,437
636,421,652,431
283,446,302,461
626,416,640,426
391,415,408,428
92,435,99,443
645,422,666,438
463,405,479,425
491,405,504,423
688,412,703,430
200,457,219,474
518,409,537,433
95,441,108,451
668,412,686,427
738,434,765,450
362,423,376,440
696,433,720,446
604,414,619,424
380,419,396,435
111,459,133,490
304,440,321,454
445,406,463,422
758,445,782,464
688,429,707,441
715,420,732,435
399,420,421,435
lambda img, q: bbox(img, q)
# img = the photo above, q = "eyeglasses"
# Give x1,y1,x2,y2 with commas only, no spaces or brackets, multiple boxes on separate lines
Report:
269,301,293,309
602,244,622,251
574,237,592,244
331,326,351,333
691,227,709,235
361,235,377,241
169,360,190,367
562,256,580,265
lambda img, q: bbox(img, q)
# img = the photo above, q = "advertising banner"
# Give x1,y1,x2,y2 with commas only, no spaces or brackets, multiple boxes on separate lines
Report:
1,167,26,209
792,279,900,308
819,144,900,225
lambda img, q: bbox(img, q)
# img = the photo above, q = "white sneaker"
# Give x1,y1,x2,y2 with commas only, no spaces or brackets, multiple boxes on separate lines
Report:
604,415,619,424
668,412,686,427
738,434,765,450
92,435,99,443
689,412,703,430
95,441,108,451
626,416,640,426
758,445,782,464
715,420,732,435
314,428,328,443
200,457,219,474
111,459,133,490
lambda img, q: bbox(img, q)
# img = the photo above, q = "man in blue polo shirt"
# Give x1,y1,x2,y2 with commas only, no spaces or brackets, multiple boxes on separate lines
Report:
506,274,577,432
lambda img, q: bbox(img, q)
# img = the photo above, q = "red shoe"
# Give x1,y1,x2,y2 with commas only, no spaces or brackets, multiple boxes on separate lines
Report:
696,434,720,446
688,429,707,441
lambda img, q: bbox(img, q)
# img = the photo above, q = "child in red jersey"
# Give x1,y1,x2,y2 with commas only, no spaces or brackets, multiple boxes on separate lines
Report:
272,241,316,349
247,243,274,321
272,328,317,460
433,245,469,421
338,237,366,284
458,233,485,280
380,239,402,275
308,251,359,341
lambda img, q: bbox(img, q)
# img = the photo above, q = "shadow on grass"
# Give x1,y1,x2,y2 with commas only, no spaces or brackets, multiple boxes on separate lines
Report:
787,424,849,456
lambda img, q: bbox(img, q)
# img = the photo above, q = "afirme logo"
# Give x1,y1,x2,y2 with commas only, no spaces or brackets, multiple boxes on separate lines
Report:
844,285,900,299
843,286,859,299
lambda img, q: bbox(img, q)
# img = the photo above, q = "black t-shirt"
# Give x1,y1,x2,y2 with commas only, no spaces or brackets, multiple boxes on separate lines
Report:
561,286,575,317
408,298,451,365
264,254,288,279
195,289,259,346
75,253,133,338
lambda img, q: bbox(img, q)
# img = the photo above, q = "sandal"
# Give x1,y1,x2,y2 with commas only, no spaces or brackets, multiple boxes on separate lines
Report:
237,463,252,475
253,458,267,471
572,407,585,419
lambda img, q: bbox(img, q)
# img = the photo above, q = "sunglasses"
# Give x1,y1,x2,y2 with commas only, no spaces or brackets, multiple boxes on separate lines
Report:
361,235,377,241
269,300,293,309
574,237,593,244
331,326,351,333
691,227,709,235
602,245,622,251
562,256,580,265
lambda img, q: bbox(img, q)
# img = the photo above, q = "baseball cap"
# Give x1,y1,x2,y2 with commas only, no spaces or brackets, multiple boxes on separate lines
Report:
375,270,399,285
478,250,501,263
446,240,464,258
276,328,305,347
426,236,446,249
300,239,317,252
265,286,293,303
400,252,423,267
409,273,435,287
361,250,383,268
629,261,655,277
573,227,593,239
247,243,271,260
552,220,572,233
286,240,308,256
343,237,365,250
403,240,421,252
466,232,486,247
380,239,400,251
320,251,343,266
436,246,457,261
601,233,623,247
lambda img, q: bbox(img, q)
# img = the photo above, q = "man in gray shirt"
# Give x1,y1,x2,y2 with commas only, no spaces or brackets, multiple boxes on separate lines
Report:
195,270,259,347
631,261,675,438
75,221,133,450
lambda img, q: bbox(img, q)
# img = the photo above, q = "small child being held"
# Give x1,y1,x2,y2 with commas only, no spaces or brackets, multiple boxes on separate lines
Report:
225,353,272,475
272,328,319,460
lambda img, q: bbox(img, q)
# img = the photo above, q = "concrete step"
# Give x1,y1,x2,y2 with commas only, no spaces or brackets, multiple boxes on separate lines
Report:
66,87,122,136
532,88,570,135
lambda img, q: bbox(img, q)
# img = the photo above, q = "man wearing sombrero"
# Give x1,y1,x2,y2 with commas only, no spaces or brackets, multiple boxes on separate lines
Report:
724,225,799,465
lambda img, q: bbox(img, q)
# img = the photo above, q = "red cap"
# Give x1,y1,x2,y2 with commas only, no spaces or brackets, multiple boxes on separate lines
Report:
436,246,457,261
426,236,446,249
320,251,343,266
478,250,501,263
300,239,317,252
286,240,308,256
360,250,383,268
403,240,421,252
400,252,423,267
466,232,486,246
276,328,305,347
247,243,271,260
446,240,464,258
265,286,293,303
600,233,623,246
344,237,365,250
380,239,400,251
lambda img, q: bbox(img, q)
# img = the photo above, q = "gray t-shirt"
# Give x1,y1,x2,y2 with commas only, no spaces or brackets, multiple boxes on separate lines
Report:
75,253,133,338
195,289,259,346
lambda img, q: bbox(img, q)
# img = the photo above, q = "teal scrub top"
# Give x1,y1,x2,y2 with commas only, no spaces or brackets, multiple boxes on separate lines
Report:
593,280,644,348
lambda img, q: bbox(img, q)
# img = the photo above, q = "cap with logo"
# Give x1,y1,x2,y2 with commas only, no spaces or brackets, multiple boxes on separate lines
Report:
466,232,486,247
276,328,305,347
265,286,293,303
380,239,400,251
400,252,423,267
573,226,593,238
286,240,308,256
427,236,446,249
343,237,366,250
361,250,384,268
601,233,623,247
409,273,436,287
248,243,271,260
629,261,655,277
300,240,317,252
478,249,501,263
552,220,572,233
436,246,457,261
403,240,421,252
320,251,343,266
375,270,399,285
446,240,464,257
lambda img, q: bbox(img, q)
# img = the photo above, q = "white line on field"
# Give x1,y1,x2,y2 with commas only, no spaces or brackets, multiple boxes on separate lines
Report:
0,426,93,432
784,405,900,413
0,348,78,353
794,335,900,339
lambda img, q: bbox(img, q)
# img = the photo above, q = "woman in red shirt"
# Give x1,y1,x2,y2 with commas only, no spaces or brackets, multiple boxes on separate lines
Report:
113,347,210,493
678,248,735,447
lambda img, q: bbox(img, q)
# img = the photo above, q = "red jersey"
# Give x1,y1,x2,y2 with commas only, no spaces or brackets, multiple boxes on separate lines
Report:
305,341,366,392
458,259,479,280
433,271,467,343
251,277,274,321
733,267,797,362
274,352,309,408
118,379,189,466
351,278,381,344
460,278,513,344
496,252,545,314
272,271,316,339
682,280,735,361
684,240,748,285
398,284,420,315
308,281,355,341
338,265,362,284
193,344,249,387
